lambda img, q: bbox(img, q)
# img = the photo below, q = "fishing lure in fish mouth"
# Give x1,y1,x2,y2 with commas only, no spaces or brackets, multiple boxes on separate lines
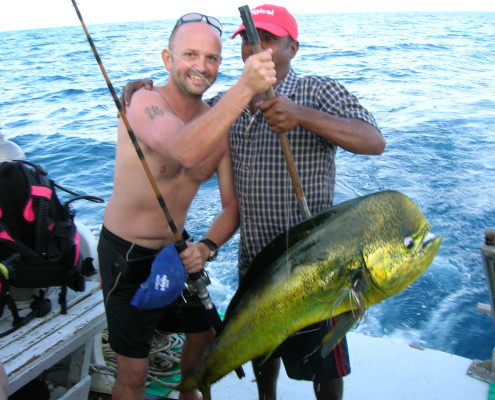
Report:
349,270,368,318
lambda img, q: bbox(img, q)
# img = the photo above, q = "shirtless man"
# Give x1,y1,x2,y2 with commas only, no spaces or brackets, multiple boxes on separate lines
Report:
97,13,276,400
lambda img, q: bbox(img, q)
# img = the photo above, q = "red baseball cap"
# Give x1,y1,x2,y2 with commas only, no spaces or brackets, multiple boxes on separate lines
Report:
231,4,298,41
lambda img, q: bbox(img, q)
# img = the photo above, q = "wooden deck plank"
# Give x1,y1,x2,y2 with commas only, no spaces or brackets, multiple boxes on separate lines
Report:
0,281,107,395
1,291,103,364
0,282,101,347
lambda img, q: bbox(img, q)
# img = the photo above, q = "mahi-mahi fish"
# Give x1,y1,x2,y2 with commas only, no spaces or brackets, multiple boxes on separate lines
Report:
181,191,442,399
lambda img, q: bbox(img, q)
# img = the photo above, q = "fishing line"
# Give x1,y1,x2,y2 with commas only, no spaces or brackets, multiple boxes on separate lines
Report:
170,34,298,270
145,40,256,125
168,49,215,89
283,163,292,271
167,45,271,128
238,5,314,278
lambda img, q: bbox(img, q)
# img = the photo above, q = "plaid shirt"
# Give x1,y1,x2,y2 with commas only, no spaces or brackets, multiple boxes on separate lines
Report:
209,69,378,277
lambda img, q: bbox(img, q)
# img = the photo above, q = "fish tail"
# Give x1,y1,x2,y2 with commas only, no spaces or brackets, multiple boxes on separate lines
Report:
178,374,211,400
177,373,199,393
200,384,212,400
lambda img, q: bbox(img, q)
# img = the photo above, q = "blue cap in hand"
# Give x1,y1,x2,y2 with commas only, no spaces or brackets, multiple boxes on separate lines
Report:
131,243,187,310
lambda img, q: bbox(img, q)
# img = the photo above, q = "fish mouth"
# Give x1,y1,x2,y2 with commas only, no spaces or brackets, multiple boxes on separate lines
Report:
422,232,441,251
369,228,442,298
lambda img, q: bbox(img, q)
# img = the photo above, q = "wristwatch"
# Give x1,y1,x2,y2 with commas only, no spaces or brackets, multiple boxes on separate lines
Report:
199,238,219,262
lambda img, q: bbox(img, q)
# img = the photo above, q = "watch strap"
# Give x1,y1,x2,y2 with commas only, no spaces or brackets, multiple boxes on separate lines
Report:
198,238,219,261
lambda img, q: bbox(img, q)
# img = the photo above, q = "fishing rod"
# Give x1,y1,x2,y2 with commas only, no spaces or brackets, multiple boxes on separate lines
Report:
70,0,182,245
238,5,312,220
69,1,246,378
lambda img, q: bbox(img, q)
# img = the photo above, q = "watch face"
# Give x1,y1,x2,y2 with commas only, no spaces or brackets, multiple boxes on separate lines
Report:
209,247,218,261
200,239,218,261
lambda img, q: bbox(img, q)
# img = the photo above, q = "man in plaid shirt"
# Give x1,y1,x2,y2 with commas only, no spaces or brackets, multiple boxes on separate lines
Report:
215,5,385,400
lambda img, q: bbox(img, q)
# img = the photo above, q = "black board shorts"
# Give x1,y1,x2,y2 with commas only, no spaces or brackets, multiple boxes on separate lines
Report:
97,225,212,359
271,318,351,381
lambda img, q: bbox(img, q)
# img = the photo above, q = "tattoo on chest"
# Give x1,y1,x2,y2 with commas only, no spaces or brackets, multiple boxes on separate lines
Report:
145,105,164,121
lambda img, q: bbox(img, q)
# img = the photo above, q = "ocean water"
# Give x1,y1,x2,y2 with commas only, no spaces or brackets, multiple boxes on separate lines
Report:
1,11,494,362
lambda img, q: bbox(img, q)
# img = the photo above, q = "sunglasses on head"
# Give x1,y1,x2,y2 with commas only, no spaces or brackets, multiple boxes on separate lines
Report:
173,13,223,36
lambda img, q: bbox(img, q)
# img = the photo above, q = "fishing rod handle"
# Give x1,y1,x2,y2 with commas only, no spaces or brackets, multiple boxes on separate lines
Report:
238,5,276,100
238,5,312,218
173,239,188,254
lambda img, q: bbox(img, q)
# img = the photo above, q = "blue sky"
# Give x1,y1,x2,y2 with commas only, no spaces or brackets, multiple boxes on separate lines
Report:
1,0,494,32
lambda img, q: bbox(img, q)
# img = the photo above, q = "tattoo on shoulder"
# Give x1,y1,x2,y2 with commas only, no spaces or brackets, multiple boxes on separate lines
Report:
145,105,164,121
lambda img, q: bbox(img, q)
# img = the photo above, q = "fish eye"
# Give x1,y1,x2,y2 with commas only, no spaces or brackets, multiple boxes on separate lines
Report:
404,236,414,249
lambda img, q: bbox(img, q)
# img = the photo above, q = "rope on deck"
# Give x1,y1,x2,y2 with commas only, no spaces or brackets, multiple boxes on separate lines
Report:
90,329,184,388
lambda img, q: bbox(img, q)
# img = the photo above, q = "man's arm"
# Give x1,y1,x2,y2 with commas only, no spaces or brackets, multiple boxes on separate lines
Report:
259,94,386,155
178,146,239,271
124,51,276,168
199,145,240,248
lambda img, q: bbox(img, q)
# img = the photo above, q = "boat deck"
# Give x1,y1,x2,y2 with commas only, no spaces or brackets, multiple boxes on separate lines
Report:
210,332,490,400
1,281,106,399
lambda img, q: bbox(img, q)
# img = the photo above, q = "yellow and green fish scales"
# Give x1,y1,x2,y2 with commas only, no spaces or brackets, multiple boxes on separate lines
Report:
182,191,442,399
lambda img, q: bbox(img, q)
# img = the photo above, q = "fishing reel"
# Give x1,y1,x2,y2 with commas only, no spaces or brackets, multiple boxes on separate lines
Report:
184,269,215,310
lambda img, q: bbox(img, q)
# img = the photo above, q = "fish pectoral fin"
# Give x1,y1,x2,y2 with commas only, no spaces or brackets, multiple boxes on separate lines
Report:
259,345,280,366
321,311,360,357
